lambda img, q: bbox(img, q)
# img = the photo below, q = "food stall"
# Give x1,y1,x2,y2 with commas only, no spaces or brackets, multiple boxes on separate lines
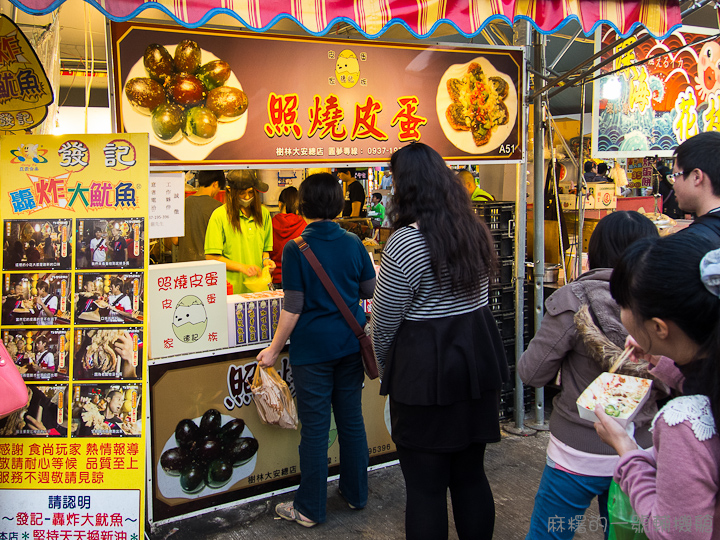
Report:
0,1,685,536
108,20,525,525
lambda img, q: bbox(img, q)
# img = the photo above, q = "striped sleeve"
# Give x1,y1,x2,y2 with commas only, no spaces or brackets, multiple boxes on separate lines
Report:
370,249,415,373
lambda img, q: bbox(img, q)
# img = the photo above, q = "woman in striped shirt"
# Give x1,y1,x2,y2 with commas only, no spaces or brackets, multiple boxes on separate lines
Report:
370,142,509,540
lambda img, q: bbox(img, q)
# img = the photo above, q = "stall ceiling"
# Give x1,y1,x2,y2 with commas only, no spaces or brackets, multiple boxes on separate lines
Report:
0,0,716,114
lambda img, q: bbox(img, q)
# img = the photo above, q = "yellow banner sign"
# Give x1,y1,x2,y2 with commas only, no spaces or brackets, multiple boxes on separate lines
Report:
0,133,149,540
0,15,54,134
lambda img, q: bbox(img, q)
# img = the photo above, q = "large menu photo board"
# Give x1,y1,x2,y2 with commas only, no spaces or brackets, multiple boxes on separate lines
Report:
0,133,149,540
110,22,524,167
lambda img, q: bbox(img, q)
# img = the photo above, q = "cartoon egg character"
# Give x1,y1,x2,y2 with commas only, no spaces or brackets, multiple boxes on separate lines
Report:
335,50,360,89
171,295,208,343
695,42,720,102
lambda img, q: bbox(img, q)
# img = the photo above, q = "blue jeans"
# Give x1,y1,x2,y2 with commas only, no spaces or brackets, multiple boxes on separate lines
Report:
291,352,369,523
526,464,611,540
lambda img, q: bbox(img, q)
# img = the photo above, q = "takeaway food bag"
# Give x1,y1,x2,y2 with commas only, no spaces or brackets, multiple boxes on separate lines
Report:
608,480,649,540
250,365,298,429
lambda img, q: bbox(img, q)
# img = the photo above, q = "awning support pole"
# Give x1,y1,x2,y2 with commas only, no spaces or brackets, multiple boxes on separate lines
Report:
528,27,548,431
576,82,587,279
502,20,533,437
548,27,583,70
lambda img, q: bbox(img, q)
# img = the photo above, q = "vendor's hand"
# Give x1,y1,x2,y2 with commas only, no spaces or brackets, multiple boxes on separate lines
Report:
594,405,638,457
256,347,278,368
263,258,277,271
240,264,260,277
113,332,138,378
113,331,133,362
624,335,661,366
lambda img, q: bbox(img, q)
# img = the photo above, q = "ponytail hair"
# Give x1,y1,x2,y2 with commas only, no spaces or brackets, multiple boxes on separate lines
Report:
610,234,720,425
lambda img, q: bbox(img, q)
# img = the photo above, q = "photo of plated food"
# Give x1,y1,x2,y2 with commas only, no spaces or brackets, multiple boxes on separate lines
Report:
157,409,258,500
121,39,248,160
435,56,517,154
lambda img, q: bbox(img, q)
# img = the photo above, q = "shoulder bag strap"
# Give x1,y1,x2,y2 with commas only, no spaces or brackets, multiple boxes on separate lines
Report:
293,237,365,339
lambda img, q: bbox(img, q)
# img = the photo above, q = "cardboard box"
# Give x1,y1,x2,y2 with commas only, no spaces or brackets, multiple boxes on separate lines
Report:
148,260,229,359
590,182,617,210
227,291,284,347
576,372,652,428
559,183,617,210
559,193,593,210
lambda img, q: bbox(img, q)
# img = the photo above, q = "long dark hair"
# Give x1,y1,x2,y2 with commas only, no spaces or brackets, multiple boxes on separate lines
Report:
389,143,496,291
610,234,720,425
225,171,263,232
278,186,299,215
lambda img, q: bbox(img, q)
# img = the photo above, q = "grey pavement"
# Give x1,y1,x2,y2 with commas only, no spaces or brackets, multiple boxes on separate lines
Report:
150,430,605,540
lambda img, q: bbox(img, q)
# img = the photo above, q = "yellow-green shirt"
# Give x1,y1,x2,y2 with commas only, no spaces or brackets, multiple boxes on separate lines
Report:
204,205,273,294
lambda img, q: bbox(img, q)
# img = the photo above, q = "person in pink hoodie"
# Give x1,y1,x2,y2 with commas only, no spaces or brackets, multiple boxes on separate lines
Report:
595,233,720,540
270,186,307,286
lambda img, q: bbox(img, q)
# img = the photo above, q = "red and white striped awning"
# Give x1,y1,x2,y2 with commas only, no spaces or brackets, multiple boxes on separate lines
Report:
12,0,682,39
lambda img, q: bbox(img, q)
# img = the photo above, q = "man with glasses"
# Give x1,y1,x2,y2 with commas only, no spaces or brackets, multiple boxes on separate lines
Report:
671,131,720,240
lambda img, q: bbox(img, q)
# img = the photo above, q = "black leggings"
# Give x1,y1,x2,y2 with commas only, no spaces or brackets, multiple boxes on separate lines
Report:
396,443,495,540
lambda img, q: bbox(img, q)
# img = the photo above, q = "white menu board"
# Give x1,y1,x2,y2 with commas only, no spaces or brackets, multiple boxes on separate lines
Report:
149,172,184,239
147,260,229,358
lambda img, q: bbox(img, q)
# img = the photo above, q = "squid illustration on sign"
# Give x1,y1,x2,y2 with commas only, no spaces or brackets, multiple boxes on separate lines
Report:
0,15,54,134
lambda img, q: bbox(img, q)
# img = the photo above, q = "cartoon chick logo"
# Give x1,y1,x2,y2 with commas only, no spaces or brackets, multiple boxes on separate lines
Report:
335,50,360,88
10,143,48,164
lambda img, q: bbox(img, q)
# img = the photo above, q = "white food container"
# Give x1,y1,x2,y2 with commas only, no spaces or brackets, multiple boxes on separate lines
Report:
576,372,653,427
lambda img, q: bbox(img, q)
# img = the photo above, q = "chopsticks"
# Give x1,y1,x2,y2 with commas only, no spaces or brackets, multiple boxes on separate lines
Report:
609,345,633,374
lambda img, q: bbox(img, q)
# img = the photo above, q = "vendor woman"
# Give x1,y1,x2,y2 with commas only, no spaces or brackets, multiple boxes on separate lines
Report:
205,170,275,294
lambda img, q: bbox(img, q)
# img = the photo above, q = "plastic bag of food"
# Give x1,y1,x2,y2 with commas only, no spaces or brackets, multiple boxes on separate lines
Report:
250,365,298,429
608,480,649,540
244,266,272,292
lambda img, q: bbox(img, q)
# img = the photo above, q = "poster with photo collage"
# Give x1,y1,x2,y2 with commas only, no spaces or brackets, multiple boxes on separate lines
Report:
0,133,149,536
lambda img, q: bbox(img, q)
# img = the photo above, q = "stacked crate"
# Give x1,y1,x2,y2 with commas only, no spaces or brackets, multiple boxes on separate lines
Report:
473,202,533,420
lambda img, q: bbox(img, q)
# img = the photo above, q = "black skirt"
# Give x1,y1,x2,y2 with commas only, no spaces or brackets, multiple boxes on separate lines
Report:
390,393,503,452
380,306,509,405
381,306,509,452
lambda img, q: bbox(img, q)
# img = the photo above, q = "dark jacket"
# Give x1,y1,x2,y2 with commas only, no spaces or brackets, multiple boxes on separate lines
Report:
518,268,664,454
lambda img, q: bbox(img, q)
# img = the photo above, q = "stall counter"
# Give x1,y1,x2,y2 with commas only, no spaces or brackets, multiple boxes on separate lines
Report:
147,298,394,527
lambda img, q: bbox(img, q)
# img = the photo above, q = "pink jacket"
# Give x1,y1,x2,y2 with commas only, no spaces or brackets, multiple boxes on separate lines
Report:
615,394,720,539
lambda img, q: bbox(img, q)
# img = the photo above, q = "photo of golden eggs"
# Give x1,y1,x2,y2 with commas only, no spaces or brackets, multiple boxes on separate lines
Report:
335,49,360,89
